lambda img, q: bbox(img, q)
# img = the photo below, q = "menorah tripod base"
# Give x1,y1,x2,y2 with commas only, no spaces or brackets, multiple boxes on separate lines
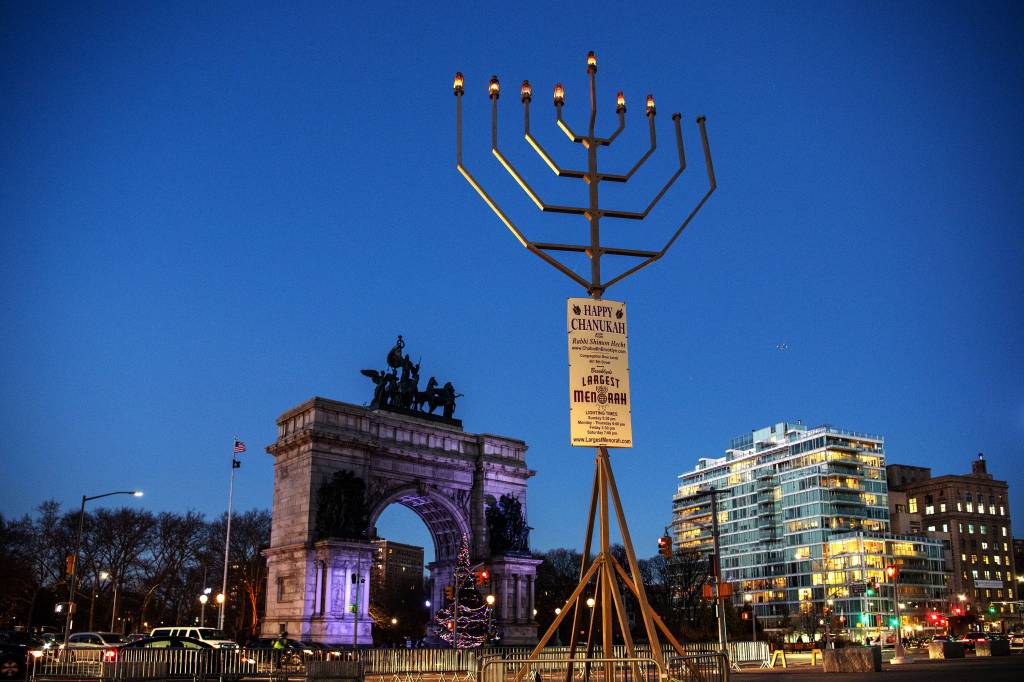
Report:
513,448,693,682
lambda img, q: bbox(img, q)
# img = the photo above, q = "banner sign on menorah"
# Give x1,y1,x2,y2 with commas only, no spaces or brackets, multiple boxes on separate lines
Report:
567,297,632,448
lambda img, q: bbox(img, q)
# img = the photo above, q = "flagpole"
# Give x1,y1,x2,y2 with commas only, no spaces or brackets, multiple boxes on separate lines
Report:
219,439,242,630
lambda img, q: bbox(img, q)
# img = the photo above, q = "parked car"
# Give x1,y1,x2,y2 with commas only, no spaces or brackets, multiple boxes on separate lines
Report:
149,628,237,649
1009,632,1024,648
957,631,988,651
122,636,212,650
0,641,30,679
64,632,128,649
124,633,148,643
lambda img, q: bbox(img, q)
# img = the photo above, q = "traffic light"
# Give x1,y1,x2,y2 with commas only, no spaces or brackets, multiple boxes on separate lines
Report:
885,564,899,581
866,581,875,596
658,535,672,559
889,617,899,628
988,605,996,614
741,610,750,621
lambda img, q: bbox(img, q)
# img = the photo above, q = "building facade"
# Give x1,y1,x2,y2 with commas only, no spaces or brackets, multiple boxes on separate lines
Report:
887,454,1017,630
673,421,947,639
371,539,425,594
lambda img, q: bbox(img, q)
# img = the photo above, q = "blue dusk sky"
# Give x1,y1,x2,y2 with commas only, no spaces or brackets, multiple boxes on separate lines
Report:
2,1,1022,563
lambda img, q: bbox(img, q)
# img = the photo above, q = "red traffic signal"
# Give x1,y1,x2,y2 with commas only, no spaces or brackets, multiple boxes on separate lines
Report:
476,569,490,586
658,535,672,559
741,611,750,620
885,564,899,580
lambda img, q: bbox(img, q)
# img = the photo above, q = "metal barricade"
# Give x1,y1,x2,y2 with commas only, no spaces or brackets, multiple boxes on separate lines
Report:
480,657,662,682
665,654,728,682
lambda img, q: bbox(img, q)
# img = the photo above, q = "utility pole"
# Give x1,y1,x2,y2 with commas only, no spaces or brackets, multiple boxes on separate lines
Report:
709,488,729,655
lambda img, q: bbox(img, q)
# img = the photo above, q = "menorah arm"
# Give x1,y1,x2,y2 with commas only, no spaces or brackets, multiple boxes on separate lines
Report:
596,112,657,184
599,116,716,292
492,97,586,215
601,113,687,220
604,110,626,145
524,101,586,178
556,105,583,142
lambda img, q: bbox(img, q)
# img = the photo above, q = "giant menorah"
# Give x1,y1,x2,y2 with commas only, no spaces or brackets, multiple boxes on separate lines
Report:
454,52,717,677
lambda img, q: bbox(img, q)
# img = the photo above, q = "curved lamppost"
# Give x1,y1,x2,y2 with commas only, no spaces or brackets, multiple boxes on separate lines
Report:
63,490,143,649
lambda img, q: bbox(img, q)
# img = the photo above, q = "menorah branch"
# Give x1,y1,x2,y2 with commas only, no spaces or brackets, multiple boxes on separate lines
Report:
597,112,657,184
601,114,686,219
524,99,586,178
491,92,586,215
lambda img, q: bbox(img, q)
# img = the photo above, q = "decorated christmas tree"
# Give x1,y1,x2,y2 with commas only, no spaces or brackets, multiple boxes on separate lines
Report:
433,533,496,648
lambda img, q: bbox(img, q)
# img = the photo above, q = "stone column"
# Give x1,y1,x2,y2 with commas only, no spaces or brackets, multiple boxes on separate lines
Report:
488,555,542,646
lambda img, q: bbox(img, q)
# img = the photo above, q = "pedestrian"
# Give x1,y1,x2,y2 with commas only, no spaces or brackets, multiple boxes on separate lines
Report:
273,631,288,669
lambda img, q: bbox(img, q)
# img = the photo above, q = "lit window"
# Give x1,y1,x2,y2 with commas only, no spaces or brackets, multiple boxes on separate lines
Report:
966,503,973,512
982,542,988,550
972,570,978,578
989,505,995,515
925,505,935,515
999,506,1005,515
980,525,987,534
942,523,949,532
1002,526,1007,537
968,524,974,534
982,555,989,564
994,556,1001,565
907,498,917,513
971,554,978,563
961,553,967,562
957,502,962,511
939,503,946,512
927,525,935,531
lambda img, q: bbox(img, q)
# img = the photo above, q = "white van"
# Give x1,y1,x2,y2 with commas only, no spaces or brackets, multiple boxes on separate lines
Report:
148,627,238,648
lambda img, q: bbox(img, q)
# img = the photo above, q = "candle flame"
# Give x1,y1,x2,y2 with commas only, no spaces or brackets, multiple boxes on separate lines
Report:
520,80,532,102
489,75,500,98
587,51,597,68
553,83,565,105
616,91,625,110
453,72,464,94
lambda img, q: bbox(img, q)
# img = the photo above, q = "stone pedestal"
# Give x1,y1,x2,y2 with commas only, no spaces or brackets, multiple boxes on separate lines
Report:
263,540,374,646
489,555,543,646
821,646,881,673
927,641,964,658
975,639,1010,656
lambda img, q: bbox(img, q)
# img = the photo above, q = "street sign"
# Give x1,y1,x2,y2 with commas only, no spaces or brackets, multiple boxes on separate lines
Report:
567,298,632,448
850,582,866,595
975,579,1003,589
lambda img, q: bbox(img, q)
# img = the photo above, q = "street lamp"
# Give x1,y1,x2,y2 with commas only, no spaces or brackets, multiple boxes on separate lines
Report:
63,490,143,650
744,593,757,645
215,592,225,628
199,594,209,627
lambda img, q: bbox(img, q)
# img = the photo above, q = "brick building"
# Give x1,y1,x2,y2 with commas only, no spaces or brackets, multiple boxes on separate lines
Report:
887,453,1016,631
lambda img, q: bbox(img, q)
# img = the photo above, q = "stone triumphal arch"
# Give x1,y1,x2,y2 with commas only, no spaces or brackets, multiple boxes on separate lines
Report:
262,344,539,645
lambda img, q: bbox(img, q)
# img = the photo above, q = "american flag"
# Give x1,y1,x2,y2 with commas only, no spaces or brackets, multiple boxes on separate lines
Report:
233,439,246,454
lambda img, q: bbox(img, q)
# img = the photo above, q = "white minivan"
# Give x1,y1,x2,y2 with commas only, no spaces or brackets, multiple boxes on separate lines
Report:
148,627,238,648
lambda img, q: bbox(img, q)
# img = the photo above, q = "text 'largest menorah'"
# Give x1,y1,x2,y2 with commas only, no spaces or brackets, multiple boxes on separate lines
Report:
454,51,716,297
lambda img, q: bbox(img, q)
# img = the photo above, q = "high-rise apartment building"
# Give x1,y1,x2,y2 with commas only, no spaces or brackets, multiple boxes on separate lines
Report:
887,454,1016,630
673,421,947,637
371,539,425,593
